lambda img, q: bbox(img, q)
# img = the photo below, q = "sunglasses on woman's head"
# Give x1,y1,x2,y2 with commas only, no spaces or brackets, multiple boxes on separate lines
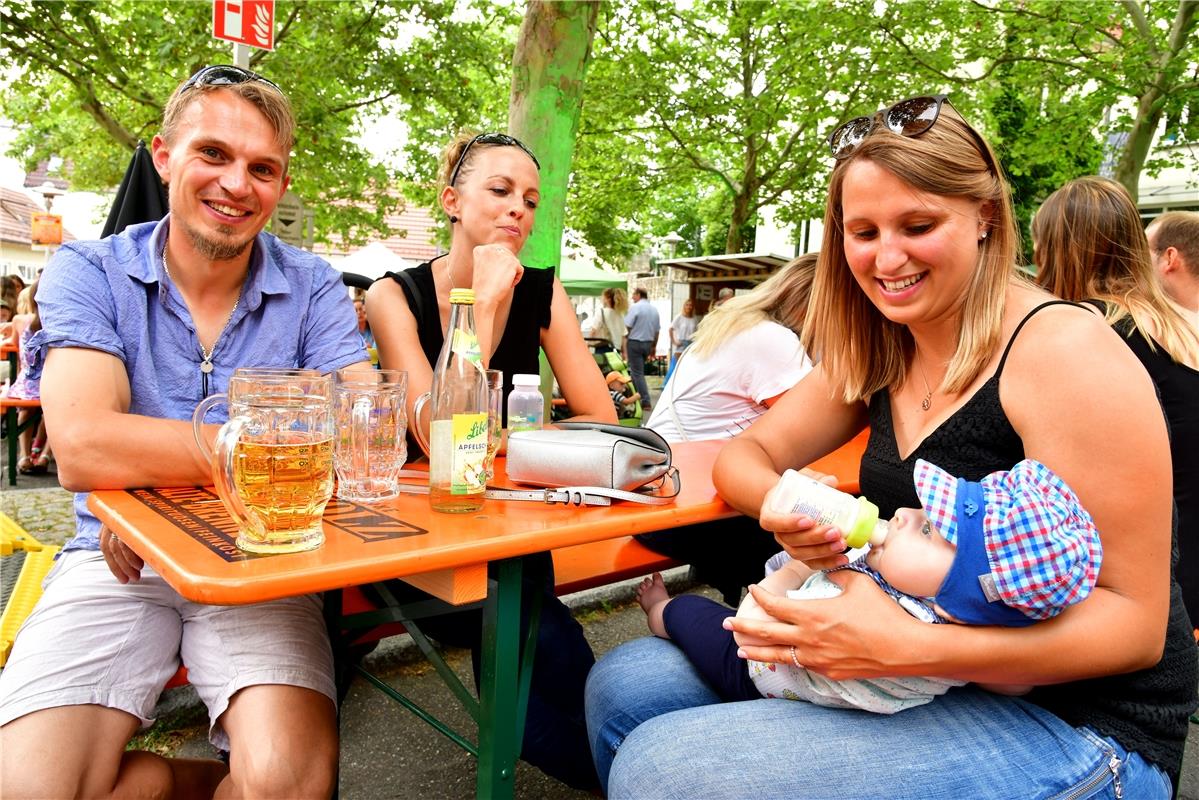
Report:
181,65,282,95
827,95,950,160
449,133,541,187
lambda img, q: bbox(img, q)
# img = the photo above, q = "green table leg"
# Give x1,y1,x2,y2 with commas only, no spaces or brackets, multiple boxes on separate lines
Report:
476,556,545,800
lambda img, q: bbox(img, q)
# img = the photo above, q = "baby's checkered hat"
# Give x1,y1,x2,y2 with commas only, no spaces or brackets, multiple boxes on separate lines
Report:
913,458,1102,626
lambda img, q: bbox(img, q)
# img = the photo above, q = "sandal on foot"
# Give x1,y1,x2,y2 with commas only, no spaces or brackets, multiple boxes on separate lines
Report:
28,454,49,474
17,455,34,474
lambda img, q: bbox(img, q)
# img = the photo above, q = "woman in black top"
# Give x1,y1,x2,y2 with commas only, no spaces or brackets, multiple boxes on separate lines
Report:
366,132,613,439
1033,176,1199,621
587,96,1195,797
362,133,614,791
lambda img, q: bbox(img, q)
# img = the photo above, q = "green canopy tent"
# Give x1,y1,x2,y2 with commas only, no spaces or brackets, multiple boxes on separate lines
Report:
557,256,625,296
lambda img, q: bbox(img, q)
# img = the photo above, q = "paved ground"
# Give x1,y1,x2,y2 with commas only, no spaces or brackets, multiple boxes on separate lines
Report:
7,394,1199,797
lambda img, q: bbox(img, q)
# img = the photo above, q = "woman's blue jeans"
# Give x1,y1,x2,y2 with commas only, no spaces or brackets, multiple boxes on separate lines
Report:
586,637,1171,799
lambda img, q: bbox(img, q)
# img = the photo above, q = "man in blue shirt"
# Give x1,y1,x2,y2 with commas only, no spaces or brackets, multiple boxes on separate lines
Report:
0,66,368,799
623,286,660,410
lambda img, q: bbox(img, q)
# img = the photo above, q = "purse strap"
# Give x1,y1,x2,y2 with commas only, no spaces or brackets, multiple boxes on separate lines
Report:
394,467,681,507
664,353,691,442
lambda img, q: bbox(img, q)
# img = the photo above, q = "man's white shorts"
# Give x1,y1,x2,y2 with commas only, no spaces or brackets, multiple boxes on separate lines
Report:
0,550,336,750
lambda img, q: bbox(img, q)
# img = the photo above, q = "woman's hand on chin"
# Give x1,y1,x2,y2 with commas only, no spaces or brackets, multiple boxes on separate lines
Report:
725,570,921,680
471,244,523,305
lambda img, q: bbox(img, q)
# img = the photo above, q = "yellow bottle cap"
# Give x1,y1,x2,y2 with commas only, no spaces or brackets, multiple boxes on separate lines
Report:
843,496,882,549
449,288,475,304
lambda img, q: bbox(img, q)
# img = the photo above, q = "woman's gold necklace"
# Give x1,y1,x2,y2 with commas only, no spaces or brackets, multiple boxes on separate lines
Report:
915,354,934,412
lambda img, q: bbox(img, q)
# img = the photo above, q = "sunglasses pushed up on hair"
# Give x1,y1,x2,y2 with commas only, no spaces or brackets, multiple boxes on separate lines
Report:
826,95,951,160
181,65,282,95
448,133,541,187
827,94,1001,180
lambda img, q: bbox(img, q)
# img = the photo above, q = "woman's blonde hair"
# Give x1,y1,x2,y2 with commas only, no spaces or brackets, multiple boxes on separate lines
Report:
603,287,628,315
1033,176,1199,366
689,253,818,359
437,131,539,196
802,102,1019,403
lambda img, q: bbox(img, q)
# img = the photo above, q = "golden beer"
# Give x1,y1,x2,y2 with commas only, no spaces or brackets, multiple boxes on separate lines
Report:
232,437,334,553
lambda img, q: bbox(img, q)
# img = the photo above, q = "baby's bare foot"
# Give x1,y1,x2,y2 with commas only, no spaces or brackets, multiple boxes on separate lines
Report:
637,573,671,638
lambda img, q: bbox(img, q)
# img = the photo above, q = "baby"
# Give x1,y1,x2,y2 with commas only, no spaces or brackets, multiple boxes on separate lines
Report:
637,458,1102,713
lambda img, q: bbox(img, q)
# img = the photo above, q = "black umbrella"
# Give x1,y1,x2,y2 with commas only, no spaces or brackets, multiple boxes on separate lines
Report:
101,140,168,238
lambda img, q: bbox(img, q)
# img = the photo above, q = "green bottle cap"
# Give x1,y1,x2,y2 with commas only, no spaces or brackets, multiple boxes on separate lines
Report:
449,288,475,304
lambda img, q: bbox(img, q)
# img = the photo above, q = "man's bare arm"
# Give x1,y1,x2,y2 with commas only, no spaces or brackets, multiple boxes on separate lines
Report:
41,347,214,491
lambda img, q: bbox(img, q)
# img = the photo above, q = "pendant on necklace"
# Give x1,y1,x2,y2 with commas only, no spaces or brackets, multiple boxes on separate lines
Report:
921,393,932,411
200,360,214,374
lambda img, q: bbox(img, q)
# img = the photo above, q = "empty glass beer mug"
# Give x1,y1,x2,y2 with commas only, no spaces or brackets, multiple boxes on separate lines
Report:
333,368,408,503
192,368,334,554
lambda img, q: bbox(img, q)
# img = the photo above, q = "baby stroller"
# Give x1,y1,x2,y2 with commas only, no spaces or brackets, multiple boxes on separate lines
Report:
548,352,645,427
594,351,644,427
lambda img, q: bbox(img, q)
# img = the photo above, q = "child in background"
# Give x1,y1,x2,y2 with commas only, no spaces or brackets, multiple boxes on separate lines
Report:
4,281,53,473
605,370,641,415
637,458,1102,713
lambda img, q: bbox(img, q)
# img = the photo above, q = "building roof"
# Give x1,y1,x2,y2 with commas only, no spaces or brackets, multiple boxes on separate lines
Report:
0,187,76,246
657,252,791,285
315,201,441,264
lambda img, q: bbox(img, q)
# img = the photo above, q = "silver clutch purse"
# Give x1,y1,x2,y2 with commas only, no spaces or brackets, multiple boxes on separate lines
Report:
506,422,678,504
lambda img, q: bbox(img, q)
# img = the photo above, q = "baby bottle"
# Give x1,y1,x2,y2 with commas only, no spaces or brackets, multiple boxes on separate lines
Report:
507,374,545,433
769,470,888,549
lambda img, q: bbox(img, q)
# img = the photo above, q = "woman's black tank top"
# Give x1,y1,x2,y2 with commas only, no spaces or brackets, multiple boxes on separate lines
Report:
382,258,554,421
860,300,1197,780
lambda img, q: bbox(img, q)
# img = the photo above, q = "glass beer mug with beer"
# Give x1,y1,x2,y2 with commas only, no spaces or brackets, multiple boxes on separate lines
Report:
192,368,335,554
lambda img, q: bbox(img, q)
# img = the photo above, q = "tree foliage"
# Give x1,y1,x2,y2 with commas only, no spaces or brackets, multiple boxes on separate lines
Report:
2,0,1192,262
873,0,1198,204
574,0,917,257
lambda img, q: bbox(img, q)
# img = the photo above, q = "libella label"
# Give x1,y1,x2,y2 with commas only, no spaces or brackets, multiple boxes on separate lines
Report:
449,412,488,494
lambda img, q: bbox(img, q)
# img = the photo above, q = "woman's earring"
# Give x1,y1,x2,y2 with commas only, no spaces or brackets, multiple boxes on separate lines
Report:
978,231,988,241
449,215,458,224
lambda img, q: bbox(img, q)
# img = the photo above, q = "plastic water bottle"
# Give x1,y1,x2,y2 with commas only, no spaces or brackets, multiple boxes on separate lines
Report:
429,288,488,513
507,374,545,433
769,469,888,549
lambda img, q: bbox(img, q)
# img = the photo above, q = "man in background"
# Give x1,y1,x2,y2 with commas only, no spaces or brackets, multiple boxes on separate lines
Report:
1146,211,1199,321
624,286,660,411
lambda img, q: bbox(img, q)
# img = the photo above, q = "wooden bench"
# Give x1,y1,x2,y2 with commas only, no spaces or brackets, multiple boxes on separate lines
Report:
161,535,681,690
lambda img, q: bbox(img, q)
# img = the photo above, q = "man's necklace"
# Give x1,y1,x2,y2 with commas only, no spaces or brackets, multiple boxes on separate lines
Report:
162,245,241,396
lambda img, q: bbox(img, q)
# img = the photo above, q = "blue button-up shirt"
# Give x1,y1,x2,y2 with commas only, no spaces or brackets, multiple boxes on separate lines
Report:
624,298,660,342
29,217,367,552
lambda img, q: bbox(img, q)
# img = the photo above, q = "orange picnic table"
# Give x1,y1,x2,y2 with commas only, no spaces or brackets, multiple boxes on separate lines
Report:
87,434,866,799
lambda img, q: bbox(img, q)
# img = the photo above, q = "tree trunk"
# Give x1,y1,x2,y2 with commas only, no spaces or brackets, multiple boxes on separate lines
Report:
1113,90,1161,204
507,1,600,273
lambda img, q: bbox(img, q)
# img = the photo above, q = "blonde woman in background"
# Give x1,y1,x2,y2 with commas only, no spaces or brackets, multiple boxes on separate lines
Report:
1033,175,1199,624
638,255,817,606
648,254,817,442
590,286,628,354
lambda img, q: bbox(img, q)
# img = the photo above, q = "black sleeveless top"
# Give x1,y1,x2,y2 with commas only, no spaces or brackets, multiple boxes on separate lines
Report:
383,258,554,423
861,301,1198,781
1112,314,1199,621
